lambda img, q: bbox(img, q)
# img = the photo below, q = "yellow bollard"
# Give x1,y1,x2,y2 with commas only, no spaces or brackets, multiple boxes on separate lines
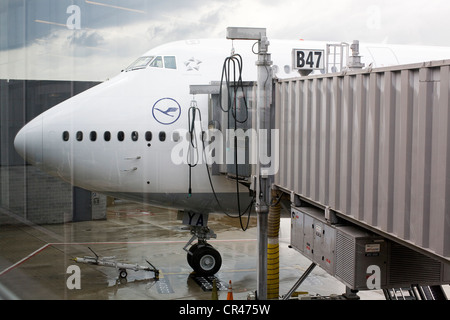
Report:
211,279,218,300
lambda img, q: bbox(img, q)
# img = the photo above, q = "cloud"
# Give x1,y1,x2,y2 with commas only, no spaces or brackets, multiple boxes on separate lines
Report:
205,0,450,46
2,0,450,81
68,30,104,49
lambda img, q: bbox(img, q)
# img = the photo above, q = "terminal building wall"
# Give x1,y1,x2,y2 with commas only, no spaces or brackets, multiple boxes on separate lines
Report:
0,79,106,225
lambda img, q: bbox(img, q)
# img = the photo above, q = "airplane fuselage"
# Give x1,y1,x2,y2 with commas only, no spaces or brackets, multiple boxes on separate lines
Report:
14,38,450,214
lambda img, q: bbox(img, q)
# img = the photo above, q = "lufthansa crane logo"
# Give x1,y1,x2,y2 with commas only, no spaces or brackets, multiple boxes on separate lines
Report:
152,98,182,125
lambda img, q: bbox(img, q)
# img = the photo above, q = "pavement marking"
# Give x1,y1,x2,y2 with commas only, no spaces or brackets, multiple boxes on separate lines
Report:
0,238,285,277
0,244,50,277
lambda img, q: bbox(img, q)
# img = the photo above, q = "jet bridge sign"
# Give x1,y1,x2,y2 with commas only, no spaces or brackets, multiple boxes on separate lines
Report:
292,49,324,70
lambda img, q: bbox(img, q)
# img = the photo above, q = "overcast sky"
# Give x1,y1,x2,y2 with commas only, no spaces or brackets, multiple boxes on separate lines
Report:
1,0,450,80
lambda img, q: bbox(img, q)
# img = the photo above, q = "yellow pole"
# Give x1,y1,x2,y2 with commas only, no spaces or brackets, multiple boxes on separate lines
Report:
267,190,281,299
211,279,218,300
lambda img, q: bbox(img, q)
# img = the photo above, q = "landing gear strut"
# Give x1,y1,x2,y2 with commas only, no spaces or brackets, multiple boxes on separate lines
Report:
183,226,222,276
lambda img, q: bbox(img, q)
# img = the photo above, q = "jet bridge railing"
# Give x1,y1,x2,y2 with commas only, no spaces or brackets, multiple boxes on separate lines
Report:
325,42,349,73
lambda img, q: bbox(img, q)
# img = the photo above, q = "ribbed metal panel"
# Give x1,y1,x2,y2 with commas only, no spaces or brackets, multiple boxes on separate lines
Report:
388,242,442,286
275,60,450,262
335,231,355,287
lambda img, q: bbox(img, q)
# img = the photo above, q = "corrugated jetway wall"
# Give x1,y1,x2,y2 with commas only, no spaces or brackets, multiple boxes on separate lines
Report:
274,59,450,263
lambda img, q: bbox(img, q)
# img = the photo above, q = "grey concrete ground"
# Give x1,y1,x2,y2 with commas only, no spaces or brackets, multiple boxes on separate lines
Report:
0,201,425,300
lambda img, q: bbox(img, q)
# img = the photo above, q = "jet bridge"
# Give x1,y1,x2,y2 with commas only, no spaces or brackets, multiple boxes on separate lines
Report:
275,58,450,298
191,31,450,299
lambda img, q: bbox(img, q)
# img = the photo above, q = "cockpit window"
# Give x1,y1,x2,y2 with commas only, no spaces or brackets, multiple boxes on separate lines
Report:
164,56,177,69
126,56,155,71
126,55,177,71
149,56,163,68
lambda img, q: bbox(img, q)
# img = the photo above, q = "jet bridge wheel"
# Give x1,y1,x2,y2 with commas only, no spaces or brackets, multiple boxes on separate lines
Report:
188,244,222,276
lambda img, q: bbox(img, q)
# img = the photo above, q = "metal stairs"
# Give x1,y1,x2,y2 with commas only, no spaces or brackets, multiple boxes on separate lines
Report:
383,285,448,300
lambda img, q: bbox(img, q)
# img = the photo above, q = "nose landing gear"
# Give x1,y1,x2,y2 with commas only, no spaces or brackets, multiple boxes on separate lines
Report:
183,225,222,276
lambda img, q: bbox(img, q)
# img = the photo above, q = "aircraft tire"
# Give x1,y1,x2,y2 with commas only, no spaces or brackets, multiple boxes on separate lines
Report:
187,243,213,268
119,269,128,279
191,246,222,276
187,243,199,268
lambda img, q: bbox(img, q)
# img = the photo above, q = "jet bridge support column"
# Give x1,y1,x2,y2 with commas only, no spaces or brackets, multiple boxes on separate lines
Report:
226,27,273,300
255,33,273,301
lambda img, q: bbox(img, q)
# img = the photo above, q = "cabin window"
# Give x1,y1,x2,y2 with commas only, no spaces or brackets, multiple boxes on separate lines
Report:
117,131,125,141
172,131,180,142
145,131,152,141
149,56,163,68
76,131,83,141
62,131,70,141
164,56,177,69
159,131,166,142
90,131,97,141
131,131,139,141
104,131,111,141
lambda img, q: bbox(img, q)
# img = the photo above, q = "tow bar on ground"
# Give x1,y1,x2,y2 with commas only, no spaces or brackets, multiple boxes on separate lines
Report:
73,247,159,280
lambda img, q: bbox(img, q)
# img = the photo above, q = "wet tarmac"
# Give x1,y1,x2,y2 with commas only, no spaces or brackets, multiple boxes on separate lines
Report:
0,201,427,300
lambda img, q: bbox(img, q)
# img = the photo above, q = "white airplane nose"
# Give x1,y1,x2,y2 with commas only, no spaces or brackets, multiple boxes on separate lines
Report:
14,117,43,166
